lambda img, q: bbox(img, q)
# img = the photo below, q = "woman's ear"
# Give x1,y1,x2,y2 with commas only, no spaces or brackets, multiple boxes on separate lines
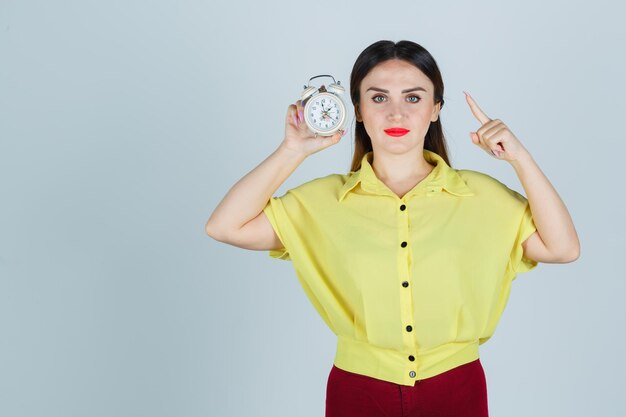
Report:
355,105,362,122
430,102,441,123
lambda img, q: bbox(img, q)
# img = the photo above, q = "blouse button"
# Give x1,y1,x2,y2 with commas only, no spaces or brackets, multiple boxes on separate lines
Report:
400,204,406,211
409,371,416,378
402,281,409,287
401,241,407,248
406,325,412,332
408,355,415,361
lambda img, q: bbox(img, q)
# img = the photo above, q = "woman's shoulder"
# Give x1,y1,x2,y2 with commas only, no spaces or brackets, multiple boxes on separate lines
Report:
454,168,527,204
455,168,502,186
277,173,348,206
287,173,347,194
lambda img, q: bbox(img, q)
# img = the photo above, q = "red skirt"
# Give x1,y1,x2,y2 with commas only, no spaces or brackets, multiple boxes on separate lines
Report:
325,358,489,417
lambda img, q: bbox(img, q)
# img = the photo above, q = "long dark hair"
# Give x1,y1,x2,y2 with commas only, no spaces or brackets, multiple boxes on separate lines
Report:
348,40,450,172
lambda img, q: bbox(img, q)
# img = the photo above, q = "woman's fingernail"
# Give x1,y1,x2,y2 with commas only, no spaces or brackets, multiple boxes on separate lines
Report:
294,115,298,125
299,110,303,120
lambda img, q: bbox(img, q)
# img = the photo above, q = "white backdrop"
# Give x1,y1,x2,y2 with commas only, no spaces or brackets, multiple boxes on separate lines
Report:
1,0,623,416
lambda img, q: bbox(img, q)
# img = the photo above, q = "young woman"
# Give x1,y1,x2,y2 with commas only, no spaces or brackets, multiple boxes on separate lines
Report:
205,40,580,417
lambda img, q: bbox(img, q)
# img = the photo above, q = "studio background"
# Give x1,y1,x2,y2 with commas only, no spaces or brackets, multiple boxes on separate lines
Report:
1,1,623,416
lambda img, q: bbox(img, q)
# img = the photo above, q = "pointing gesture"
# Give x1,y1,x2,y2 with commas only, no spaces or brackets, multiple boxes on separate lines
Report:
464,91,529,162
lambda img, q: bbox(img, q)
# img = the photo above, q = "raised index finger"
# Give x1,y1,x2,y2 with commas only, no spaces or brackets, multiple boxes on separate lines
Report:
464,92,491,125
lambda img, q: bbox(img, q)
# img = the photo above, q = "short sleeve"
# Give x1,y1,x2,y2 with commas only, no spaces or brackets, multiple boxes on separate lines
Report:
261,175,334,262
510,198,539,275
262,191,299,261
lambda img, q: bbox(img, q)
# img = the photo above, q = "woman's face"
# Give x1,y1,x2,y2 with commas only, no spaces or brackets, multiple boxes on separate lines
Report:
357,59,440,155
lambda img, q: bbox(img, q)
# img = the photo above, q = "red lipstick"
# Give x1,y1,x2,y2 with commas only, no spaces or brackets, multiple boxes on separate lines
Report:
384,128,410,137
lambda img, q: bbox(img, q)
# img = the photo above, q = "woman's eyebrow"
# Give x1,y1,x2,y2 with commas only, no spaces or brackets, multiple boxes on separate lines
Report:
365,86,427,93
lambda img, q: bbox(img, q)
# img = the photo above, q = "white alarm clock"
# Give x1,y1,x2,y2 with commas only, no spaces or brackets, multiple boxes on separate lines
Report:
300,74,347,137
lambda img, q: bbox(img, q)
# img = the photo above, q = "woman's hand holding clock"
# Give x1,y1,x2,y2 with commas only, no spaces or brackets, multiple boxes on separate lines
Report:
280,99,345,158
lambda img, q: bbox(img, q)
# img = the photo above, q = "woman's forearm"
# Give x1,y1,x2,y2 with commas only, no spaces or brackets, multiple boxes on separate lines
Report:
205,144,307,239
510,151,580,259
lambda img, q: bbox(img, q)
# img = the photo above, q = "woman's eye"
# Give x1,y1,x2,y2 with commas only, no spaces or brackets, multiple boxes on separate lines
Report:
371,95,421,103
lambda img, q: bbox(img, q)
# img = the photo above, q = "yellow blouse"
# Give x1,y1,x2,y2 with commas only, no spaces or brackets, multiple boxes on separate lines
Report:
262,149,538,386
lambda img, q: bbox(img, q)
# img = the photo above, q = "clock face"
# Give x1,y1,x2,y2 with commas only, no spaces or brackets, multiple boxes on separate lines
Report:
305,93,345,132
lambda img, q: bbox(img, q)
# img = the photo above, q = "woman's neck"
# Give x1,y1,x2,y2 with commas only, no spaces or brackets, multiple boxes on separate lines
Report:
371,150,435,185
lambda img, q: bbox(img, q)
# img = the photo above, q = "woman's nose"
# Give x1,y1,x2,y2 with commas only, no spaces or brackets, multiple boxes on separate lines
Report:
388,106,406,120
